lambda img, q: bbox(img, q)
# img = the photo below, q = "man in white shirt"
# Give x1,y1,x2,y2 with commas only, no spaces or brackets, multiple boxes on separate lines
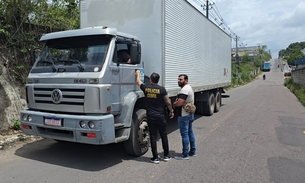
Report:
173,74,196,160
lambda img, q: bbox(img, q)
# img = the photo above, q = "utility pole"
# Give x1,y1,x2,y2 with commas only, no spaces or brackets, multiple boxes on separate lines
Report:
235,35,239,83
204,0,214,19
206,0,209,19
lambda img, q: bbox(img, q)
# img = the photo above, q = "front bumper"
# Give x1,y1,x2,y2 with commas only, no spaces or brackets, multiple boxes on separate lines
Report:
20,110,115,145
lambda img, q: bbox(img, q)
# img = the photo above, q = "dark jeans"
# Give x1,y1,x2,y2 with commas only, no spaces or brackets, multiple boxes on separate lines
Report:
178,114,196,157
148,116,169,159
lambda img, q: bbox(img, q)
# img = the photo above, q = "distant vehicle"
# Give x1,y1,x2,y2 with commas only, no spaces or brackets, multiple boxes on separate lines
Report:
284,70,291,77
263,62,271,72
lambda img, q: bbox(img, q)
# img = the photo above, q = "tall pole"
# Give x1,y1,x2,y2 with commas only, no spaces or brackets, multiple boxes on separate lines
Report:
235,35,239,83
206,0,209,19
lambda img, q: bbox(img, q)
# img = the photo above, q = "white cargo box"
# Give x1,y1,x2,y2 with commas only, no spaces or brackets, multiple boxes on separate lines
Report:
80,0,231,96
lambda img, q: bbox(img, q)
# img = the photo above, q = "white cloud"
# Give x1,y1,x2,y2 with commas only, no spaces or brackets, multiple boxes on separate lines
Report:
212,0,305,58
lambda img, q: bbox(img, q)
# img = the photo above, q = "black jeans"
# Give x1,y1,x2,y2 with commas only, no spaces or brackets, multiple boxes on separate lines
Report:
147,116,169,159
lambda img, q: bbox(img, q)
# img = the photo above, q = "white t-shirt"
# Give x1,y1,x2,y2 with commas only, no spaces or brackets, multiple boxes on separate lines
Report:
179,84,194,116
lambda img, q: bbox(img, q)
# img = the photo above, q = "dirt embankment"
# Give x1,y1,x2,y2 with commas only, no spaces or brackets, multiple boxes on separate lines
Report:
0,54,27,133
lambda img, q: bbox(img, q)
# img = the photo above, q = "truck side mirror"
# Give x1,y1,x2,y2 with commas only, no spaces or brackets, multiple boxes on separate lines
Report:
130,43,141,64
30,50,36,66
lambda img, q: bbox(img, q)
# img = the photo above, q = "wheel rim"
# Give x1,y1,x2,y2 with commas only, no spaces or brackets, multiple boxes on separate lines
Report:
138,118,149,147
210,95,215,112
215,92,220,109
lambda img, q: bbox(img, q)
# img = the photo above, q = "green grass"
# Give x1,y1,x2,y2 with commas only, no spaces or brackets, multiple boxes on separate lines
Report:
12,119,21,131
226,62,260,90
284,78,305,107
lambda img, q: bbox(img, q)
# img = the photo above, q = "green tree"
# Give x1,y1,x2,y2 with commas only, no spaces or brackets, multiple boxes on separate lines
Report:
279,49,286,59
31,0,80,30
242,53,252,62
0,0,80,83
278,42,305,64
259,45,271,61
288,50,304,65
0,0,80,48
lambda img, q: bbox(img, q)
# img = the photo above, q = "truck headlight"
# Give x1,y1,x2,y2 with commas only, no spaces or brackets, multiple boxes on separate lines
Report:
27,115,32,122
88,121,95,129
79,120,86,128
22,114,28,121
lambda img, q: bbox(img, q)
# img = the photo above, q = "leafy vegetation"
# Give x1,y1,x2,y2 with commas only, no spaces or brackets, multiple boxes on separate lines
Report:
230,62,260,87
278,42,305,65
0,0,80,84
12,119,21,131
284,78,305,107
230,45,271,87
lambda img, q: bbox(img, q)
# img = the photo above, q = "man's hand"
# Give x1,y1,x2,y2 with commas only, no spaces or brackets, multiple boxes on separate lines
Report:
135,69,142,86
173,101,177,108
136,69,140,76
169,110,174,119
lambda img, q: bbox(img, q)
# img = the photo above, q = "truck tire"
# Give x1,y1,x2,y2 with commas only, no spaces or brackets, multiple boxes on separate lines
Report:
124,109,149,157
214,91,221,113
203,93,215,116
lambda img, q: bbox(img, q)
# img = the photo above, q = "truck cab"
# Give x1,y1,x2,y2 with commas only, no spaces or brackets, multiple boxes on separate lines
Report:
20,26,149,156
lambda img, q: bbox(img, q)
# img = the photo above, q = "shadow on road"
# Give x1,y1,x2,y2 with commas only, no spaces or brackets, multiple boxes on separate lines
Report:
14,113,207,171
14,138,131,171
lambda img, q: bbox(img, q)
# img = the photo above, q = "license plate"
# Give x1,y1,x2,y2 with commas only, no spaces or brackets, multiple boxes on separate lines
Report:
45,117,62,127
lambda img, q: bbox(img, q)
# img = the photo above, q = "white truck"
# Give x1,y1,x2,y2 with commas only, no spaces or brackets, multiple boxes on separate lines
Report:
20,0,231,156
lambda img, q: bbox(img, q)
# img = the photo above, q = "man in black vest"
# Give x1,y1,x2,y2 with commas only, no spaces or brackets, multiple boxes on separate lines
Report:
135,70,174,164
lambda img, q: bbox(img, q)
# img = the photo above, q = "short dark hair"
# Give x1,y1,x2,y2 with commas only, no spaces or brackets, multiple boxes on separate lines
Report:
178,74,188,80
150,72,160,83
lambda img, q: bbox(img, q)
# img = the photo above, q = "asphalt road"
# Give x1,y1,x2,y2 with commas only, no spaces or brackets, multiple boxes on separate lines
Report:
1,59,305,183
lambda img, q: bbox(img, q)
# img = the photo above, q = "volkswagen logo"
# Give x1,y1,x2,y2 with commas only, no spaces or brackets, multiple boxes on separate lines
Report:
51,89,62,104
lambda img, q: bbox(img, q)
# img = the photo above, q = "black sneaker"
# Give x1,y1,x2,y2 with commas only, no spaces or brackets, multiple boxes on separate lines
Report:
189,153,196,157
189,152,196,157
174,154,189,160
150,158,160,164
163,155,171,162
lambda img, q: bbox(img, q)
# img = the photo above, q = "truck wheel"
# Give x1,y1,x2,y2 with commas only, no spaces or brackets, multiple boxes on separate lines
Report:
214,91,221,113
124,109,149,157
203,93,215,116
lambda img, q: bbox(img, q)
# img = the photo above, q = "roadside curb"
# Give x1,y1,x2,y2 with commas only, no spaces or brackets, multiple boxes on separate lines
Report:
0,133,41,150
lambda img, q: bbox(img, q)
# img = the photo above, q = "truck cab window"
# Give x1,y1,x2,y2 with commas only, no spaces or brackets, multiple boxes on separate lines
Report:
115,43,131,64
34,35,111,72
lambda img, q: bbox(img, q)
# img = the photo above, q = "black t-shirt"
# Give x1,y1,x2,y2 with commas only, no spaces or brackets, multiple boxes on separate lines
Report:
140,83,167,120
118,51,130,62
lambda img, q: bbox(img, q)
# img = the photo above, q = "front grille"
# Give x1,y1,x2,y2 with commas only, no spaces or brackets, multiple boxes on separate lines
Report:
32,87,86,113
34,87,85,106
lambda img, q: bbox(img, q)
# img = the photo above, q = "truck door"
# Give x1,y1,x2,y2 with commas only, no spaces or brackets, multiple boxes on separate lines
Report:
110,43,138,112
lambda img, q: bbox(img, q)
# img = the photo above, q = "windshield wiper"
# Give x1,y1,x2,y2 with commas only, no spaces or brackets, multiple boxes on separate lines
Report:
58,59,85,72
38,60,57,72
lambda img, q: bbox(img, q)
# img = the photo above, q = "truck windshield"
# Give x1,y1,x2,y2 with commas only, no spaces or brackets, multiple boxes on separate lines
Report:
33,35,111,73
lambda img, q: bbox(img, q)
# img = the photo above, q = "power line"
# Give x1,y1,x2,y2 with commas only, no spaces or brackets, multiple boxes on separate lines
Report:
188,0,245,47
208,0,246,46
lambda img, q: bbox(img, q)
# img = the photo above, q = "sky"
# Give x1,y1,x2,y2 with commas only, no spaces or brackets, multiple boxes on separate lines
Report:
209,0,305,59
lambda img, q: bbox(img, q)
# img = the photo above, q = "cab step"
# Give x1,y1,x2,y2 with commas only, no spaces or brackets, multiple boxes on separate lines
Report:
114,123,125,129
115,136,128,143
